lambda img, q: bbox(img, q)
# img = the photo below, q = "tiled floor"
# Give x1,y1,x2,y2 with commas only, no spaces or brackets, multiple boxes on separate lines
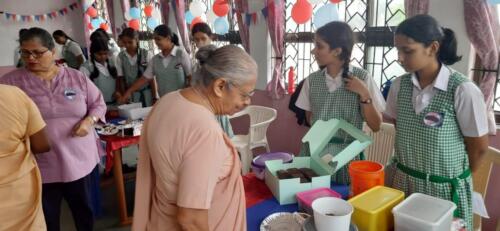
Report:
61,145,139,231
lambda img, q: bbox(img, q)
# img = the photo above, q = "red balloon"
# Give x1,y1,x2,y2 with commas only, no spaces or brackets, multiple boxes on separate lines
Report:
128,19,140,31
213,0,229,17
291,0,312,24
330,0,343,3
190,16,204,30
86,6,98,18
99,23,109,31
144,5,154,17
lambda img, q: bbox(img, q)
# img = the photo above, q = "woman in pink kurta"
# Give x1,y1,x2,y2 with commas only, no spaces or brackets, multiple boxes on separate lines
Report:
133,45,257,231
0,27,106,231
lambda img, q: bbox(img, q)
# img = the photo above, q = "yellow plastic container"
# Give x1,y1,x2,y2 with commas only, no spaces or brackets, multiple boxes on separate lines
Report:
348,186,404,231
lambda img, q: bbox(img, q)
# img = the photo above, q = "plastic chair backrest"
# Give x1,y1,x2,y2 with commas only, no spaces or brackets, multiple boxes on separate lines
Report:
363,122,395,166
473,146,500,231
247,106,277,144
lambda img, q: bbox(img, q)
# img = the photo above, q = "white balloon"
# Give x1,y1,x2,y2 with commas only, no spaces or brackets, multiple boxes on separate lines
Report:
309,0,323,4
206,10,217,24
152,9,162,20
189,1,206,17
124,11,131,21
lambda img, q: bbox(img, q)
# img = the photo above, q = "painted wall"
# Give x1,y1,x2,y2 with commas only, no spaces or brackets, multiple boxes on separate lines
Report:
0,0,86,66
428,0,474,76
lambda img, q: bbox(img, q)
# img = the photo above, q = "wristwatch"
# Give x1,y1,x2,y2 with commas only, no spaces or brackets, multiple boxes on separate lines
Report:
88,115,98,124
360,98,372,104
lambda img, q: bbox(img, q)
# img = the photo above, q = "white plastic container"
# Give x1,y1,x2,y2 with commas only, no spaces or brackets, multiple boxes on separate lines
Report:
312,197,353,231
392,193,456,231
119,106,151,120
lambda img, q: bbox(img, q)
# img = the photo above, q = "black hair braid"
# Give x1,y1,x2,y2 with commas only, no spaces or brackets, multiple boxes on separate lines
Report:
106,59,118,79
341,47,352,78
90,58,100,81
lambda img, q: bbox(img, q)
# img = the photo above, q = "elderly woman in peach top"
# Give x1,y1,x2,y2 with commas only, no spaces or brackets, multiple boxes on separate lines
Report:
133,45,257,231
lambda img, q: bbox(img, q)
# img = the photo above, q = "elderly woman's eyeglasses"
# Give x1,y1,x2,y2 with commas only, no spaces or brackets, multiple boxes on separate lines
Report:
19,49,50,59
228,82,254,100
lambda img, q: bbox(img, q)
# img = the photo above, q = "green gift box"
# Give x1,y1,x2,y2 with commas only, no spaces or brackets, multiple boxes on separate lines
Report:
264,119,372,204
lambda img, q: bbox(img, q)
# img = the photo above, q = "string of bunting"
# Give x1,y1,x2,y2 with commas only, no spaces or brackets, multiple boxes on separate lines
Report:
0,2,79,22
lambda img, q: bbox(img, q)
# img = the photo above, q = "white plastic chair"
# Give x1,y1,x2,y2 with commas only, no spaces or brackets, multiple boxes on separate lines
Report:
229,105,277,174
362,122,396,166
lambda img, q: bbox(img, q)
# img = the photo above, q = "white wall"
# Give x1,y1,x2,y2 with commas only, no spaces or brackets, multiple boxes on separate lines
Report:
429,0,474,76
248,0,272,90
0,0,85,66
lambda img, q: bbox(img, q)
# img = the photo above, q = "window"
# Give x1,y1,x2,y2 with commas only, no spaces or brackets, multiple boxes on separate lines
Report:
138,0,163,53
188,0,240,48
284,0,405,91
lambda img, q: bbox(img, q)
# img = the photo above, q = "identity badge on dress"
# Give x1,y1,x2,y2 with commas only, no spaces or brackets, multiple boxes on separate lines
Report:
423,112,445,128
63,88,77,101
174,63,182,69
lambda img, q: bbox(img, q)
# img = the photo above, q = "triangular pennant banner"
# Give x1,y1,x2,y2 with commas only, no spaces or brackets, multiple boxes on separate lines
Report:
252,13,257,24
261,7,268,18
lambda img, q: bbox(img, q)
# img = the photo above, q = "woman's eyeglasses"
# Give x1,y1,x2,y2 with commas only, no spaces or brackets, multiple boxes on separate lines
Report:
19,49,50,59
228,81,254,100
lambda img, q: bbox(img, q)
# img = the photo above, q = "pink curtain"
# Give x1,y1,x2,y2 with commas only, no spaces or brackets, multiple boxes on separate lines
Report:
265,0,286,99
81,0,92,49
105,0,115,36
171,0,191,53
464,0,499,135
234,0,250,53
159,0,170,26
404,0,430,17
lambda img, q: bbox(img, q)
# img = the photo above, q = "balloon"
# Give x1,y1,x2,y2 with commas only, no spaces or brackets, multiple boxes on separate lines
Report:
124,11,131,21
313,3,339,28
185,11,194,24
99,23,109,31
488,0,500,4
91,18,101,29
206,10,217,24
128,19,140,31
86,6,98,18
213,0,229,17
330,0,343,3
152,9,161,19
129,7,141,19
309,0,323,4
190,16,204,30
291,0,312,24
147,17,159,30
190,1,206,17
214,17,229,34
144,5,154,17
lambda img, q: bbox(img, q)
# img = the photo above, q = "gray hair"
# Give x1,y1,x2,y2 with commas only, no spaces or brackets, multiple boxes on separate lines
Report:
193,45,257,87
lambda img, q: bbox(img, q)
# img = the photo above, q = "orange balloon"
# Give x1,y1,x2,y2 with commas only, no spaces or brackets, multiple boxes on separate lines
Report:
330,0,343,3
213,0,229,17
190,16,204,30
128,19,140,31
291,0,312,24
99,23,109,31
144,5,154,17
86,6,98,18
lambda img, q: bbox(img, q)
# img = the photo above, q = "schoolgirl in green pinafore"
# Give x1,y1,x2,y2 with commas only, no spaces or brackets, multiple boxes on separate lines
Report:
116,28,153,107
53,30,86,69
119,25,192,105
387,15,489,230
295,22,385,184
80,40,118,104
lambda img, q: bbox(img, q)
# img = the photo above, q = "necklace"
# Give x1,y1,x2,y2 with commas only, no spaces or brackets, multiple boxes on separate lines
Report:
192,87,216,114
